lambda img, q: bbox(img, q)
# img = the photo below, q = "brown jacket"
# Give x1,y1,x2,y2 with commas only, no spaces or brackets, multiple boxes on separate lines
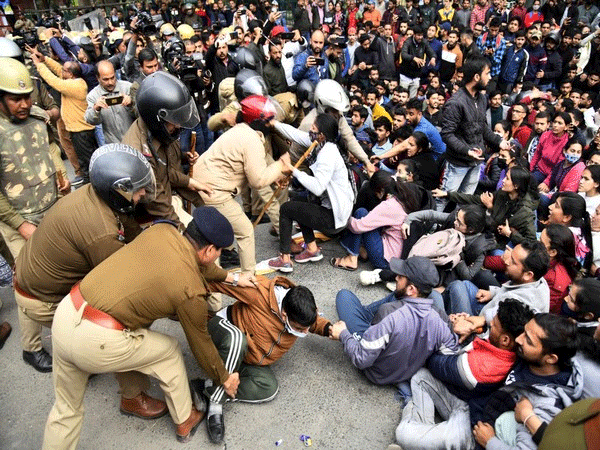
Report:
211,276,332,366
80,223,230,384
194,123,284,204
121,118,201,225
15,184,141,303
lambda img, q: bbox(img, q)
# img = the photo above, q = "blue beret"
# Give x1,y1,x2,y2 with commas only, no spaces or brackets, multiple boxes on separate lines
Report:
191,206,234,248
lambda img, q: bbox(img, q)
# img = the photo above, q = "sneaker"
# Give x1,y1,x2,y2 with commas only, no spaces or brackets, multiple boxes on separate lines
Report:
359,269,382,286
386,282,396,292
294,247,323,263
268,256,293,273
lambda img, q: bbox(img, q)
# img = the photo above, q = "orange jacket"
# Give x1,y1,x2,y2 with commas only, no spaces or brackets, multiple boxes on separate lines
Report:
211,276,332,366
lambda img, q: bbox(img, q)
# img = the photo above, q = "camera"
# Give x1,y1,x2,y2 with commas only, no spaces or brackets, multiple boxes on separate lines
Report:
135,11,158,34
163,37,198,83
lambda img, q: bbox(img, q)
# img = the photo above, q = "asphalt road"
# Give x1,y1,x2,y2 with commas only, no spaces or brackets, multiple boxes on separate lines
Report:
0,219,402,450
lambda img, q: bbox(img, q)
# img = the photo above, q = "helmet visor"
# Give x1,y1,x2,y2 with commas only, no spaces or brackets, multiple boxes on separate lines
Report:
158,99,200,130
112,168,157,205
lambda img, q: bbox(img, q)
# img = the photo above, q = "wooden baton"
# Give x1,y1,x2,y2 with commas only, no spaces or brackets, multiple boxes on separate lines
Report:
253,140,318,228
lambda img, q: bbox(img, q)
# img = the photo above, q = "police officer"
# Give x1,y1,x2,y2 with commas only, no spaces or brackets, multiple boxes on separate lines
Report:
14,144,154,379
121,71,211,227
0,58,67,261
42,207,256,448
193,95,291,273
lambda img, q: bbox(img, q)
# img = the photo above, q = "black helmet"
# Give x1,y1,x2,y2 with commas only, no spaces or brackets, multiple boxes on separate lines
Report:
136,71,200,143
89,144,156,214
232,47,262,74
296,79,315,109
545,31,561,46
234,69,267,101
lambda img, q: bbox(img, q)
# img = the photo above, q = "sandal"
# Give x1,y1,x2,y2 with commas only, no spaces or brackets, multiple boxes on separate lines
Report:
329,257,358,272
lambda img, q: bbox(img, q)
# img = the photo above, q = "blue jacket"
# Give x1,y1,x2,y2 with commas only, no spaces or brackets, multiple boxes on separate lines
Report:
292,48,329,85
49,36,98,91
499,45,529,85
415,116,446,160
339,296,459,385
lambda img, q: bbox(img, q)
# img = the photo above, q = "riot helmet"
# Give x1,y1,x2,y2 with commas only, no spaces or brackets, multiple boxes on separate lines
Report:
136,71,200,143
89,143,156,214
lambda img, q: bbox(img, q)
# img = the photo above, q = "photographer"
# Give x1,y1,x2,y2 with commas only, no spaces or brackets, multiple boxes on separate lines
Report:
47,27,100,91
84,60,135,144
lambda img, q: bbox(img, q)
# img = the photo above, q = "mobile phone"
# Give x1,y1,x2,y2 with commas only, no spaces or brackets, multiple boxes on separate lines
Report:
313,57,325,65
84,17,93,30
230,31,239,39
279,32,295,40
105,94,124,106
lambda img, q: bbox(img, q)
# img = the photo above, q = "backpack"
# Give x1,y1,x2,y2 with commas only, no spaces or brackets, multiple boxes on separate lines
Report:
408,229,466,269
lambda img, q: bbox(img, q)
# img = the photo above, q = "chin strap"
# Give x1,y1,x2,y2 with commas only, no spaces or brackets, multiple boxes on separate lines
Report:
146,130,167,166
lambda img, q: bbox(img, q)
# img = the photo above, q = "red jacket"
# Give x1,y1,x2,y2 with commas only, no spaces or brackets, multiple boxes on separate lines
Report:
544,260,572,314
465,337,517,385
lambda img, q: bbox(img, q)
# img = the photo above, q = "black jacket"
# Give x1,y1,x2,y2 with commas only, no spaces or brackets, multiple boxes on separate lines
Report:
400,37,435,79
540,49,562,85
441,87,502,167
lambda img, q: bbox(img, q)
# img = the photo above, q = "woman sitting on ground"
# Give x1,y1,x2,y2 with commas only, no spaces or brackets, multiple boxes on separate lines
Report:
545,191,592,269
433,166,538,251
269,113,354,273
578,164,600,217
330,178,418,271
538,140,586,211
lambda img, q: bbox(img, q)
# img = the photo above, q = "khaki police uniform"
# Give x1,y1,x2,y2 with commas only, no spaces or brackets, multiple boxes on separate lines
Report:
121,118,199,227
14,184,141,352
193,123,285,272
43,223,230,450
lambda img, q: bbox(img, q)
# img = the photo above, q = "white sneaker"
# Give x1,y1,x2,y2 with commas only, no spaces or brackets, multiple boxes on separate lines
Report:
359,269,382,285
386,282,396,292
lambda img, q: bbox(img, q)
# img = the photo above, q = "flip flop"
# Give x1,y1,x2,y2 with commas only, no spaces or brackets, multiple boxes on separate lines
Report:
329,257,357,272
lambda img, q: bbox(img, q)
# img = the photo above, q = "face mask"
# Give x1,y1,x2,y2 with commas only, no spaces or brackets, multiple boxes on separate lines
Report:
532,4,540,10
561,300,579,319
497,157,508,170
285,316,308,338
309,130,320,142
565,153,580,163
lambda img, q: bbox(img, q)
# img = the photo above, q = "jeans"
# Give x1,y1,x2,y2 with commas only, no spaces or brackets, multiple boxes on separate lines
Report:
531,169,547,184
443,280,484,315
436,161,483,211
335,290,398,337
339,208,389,270
395,368,475,450
399,74,421,99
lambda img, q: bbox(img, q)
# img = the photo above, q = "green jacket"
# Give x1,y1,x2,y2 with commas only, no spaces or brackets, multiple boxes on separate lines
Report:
447,190,537,248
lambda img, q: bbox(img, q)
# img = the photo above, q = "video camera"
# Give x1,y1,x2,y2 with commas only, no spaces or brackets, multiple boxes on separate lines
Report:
163,37,198,83
135,11,159,34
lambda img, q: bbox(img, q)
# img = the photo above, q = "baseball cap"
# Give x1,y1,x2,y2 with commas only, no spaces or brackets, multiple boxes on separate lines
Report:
389,256,439,289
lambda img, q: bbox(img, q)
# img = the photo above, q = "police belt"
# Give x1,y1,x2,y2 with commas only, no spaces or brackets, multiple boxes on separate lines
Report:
71,284,126,331
13,279,39,300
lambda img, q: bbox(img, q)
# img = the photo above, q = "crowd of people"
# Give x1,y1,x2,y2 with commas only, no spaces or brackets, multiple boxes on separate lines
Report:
1,0,600,448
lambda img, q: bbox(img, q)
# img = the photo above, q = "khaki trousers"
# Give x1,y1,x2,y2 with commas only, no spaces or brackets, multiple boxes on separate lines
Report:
14,289,57,352
203,196,256,273
0,221,26,260
43,295,193,450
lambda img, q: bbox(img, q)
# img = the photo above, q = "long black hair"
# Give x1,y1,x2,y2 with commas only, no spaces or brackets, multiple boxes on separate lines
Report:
388,180,419,214
554,192,593,271
544,223,580,279
508,166,536,200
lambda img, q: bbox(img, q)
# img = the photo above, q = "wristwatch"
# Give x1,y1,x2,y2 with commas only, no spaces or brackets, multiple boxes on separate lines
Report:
232,272,240,286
